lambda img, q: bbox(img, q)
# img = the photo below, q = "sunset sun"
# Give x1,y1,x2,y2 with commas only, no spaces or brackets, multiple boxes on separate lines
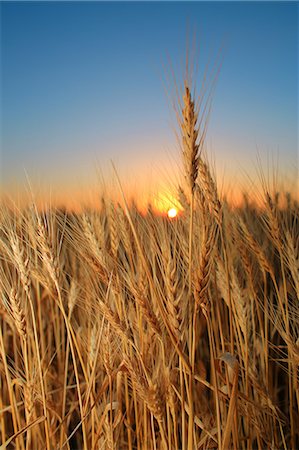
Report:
167,207,178,219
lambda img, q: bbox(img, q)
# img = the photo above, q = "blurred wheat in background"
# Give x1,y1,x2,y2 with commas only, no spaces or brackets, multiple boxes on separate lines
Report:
0,74,298,450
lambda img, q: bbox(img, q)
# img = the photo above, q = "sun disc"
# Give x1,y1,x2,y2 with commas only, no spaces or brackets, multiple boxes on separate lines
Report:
167,208,178,219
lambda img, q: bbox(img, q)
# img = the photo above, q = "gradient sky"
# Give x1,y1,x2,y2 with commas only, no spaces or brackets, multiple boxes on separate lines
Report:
1,1,298,208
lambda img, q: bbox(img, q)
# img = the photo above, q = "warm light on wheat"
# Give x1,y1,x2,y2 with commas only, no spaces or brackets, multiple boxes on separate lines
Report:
0,48,297,450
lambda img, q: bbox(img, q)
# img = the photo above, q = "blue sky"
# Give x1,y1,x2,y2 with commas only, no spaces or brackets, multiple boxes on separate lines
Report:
1,1,298,205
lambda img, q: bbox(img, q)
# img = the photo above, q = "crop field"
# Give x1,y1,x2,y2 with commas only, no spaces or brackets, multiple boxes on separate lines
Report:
0,83,298,450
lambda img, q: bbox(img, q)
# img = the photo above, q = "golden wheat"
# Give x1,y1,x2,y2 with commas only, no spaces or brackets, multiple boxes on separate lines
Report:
0,78,298,450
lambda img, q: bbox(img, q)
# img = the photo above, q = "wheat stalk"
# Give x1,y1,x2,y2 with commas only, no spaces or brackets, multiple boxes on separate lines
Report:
3,288,26,340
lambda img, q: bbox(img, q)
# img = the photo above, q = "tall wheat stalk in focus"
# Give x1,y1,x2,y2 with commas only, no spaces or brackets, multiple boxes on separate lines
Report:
181,82,199,450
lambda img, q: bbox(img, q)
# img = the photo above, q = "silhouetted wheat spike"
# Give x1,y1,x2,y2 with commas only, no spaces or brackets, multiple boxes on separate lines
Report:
181,82,200,450
181,85,200,196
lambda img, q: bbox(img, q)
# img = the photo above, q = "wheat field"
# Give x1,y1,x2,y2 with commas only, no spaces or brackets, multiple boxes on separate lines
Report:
0,83,298,450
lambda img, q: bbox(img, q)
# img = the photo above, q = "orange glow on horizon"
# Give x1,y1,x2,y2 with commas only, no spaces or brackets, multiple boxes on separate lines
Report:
1,166,298,213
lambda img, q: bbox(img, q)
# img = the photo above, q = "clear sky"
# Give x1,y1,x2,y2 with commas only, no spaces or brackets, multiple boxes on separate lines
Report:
1,1,298,209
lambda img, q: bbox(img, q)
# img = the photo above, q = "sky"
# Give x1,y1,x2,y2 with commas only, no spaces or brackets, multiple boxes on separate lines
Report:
1,1,298,210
